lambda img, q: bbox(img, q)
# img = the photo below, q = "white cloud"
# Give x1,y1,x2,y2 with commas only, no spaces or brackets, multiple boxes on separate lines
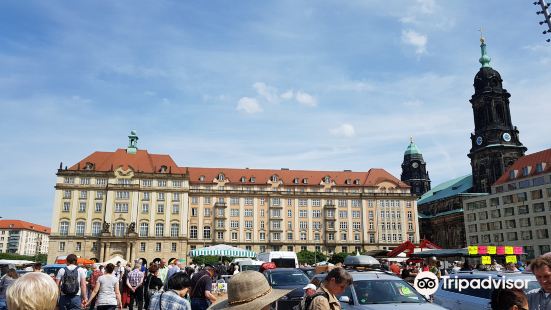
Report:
402,99,424,108
330,123,355,138
295,91,317,107
253,82,280,104
401,29,428,54
331,80,374,92
280,90,294,100
236,97,262,114
417,0,436,14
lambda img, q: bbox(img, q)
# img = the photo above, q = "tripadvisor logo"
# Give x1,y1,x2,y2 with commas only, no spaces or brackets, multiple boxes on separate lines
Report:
413,272,530,299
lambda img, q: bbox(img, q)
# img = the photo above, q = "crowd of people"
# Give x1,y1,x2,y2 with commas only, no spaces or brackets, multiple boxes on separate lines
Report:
3,253,551,309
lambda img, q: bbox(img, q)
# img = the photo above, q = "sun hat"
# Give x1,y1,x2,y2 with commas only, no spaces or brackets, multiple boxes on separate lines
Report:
208,271,291,310
303,283,317,291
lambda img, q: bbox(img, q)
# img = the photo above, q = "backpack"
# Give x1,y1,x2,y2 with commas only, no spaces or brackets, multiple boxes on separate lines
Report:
60,267,80,295
294,291,329,310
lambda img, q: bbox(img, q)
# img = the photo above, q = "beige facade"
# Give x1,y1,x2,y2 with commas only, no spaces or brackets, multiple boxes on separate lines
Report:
0,220,50,256
464,152,551,259
48,144,420,263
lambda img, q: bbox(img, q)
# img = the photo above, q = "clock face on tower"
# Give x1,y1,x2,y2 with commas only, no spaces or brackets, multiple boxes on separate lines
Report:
503,133,512,142
476,136,483,146
412,162,419,168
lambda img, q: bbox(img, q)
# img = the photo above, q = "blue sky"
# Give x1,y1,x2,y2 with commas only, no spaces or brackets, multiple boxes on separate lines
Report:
1,0,550,226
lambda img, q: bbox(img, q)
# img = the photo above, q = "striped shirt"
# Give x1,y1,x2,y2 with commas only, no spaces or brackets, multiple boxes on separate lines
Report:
127,269,144,288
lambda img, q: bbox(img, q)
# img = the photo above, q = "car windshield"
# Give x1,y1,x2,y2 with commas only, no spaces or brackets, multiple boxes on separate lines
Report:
353,280,426,304
525,280,541,292
269,271,310,286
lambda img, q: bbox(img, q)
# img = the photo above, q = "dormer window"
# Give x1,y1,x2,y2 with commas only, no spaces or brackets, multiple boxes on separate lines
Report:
522,166,531,177
324,176,330,183
536,163,545,173
354,179,360,185
159,165,168,173
293,178,299,184
345,179,351,185
84,162,95,170
303,178,308,184
271,175,278,182
199,175,205,182
240,176,246,183
217,173,225,181
250,177,256,183
509,170,518,179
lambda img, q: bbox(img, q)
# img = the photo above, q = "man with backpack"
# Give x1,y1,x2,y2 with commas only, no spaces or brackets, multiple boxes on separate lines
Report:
297,268,352,310
55,254,88,310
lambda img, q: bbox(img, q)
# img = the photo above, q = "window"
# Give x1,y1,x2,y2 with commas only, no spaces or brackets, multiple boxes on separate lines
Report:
507,232,518,241
230,209,240,217
114,223,126,237
478,211,488,220
155,243,161,252
504,207,514,216
506,220,516,229
95,202,102,212
116,191,129,199
172,192,180,201
79,202,86,213
340,222,348,230
407,211,412,219
518,205,529,215
490,209,501,218
299,199,308,207
115,203,128,213
339,211,348,218
351,200,360,207
155,223,164,237
62,202,70,212
312,199,321,207
312,210,321,218
271,221,281,229
537,229,549,239
140,223,149,237
140,203,149,214
260,221,265,229
245,197,253,206
172,204,179,214
312,222,321,230
287,199,293,206
203,226,211,239
157,204,165,214
299,210,308,218
521,231,533,240
259,198,265,206
59,242,66,251
171,223,179,237
259,232,265,240
245,221,253,229
190,226,198,239
272,198,281,206
95,191,104,199
75,222,85,236
300,221,308,229
204,208,211,216
158,180,167,187
243,209,253,217
63,190,71,199
92,222,102,236
230,221,239,229
59,221,69,236
158,192,165,201
143,192,150,201
80,191,88,199
142,180,152,187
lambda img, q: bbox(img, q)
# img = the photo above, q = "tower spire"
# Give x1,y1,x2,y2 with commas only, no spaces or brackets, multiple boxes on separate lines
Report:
478,27,491,68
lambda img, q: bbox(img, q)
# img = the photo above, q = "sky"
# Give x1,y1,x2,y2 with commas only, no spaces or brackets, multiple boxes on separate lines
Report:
1,0,550,226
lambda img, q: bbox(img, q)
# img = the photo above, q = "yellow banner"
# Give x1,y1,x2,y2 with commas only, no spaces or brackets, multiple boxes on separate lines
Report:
505,246,514,255
481,256,491,265
487,246,496,255
506,255,517,264
468,246,478,255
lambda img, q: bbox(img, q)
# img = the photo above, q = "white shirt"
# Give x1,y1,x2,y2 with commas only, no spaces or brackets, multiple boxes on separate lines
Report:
56,265,88,296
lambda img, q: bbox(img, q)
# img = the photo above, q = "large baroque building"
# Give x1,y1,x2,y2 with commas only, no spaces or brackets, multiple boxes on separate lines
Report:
48,132,420,263
0,220,50,256
464,149,551,259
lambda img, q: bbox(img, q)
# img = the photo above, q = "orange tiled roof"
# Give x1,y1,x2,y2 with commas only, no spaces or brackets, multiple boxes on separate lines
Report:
494,148,551,186
187,167,410,188
68,149,186,174
0,220,51,234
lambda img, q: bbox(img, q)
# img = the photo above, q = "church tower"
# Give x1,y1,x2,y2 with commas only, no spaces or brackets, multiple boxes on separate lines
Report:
468,36,527,193
401,138,431,196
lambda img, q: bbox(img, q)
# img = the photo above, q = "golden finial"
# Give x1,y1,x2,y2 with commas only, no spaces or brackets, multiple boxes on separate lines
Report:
479,27,485,44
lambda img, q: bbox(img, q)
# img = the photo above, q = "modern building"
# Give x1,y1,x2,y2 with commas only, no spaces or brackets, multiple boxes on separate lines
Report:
464,149,551,259
48,132,420,263
0,220,50,256
401,138,431,197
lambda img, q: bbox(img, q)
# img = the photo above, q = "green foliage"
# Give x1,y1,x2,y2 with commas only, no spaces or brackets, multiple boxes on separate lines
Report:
328,252,352,265
191,256,233,265
297,250,327,265
0,252,47,263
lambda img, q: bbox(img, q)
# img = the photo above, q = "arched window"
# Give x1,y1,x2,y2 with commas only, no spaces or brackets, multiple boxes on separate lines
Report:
240,177,246,183
75,221,85,236
199,175,205,182
171,223,179,237
324,176,330,183
203,226,211,239
190,226,198,239
92,222,101,236
218,173,225,181
114,222,126,237
139,222,149,237
59,221,69,236
155,223,164,237
271,175,278,182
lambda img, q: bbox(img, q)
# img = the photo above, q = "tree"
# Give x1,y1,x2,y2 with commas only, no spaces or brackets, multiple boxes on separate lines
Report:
297,250,327,266
328,252,351,265
0,253,47,263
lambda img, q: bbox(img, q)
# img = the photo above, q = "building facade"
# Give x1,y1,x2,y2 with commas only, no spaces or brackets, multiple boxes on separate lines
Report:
468,37,526,193
0,220,50,256
401,138,431,196
464,149,551,259
48,134,420,263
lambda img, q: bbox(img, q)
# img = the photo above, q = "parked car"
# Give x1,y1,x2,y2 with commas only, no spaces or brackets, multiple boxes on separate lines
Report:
433,271,540,310
300,267,316,279
257,251,299,268
264,268,311,310
42,264,66,276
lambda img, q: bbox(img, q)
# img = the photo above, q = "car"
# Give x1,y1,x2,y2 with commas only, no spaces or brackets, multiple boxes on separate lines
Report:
433,271,540,310
300,267,316,279
312,270,447,309
264,268,311,310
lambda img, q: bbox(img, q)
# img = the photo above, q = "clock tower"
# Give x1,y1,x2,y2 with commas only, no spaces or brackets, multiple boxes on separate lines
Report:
468,36,527,193
401,137,431,196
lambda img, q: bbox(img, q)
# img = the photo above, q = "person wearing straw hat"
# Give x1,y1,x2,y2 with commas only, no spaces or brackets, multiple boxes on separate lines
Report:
208,271,291,310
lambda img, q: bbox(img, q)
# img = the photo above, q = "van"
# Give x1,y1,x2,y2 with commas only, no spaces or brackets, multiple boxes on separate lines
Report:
256,251,298,268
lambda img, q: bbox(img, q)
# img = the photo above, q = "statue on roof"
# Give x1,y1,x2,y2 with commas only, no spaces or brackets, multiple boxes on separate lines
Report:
127,130,139,154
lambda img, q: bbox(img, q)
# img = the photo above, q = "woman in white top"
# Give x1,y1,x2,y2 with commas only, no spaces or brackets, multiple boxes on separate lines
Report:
87,263,122,310
233,265,240,275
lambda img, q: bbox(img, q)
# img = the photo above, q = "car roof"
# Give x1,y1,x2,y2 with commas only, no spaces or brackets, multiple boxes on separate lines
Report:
265,268,302,273
313,270,401,281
